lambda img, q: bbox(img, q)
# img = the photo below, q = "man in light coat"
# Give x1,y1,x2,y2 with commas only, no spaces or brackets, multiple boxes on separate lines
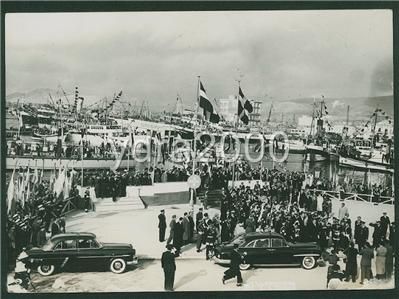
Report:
338,202,348,221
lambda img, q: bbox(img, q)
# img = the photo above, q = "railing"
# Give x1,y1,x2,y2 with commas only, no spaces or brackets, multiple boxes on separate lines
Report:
308,189,394,205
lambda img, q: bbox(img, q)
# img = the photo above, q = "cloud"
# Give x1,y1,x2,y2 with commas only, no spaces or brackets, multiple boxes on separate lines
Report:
6,10,393,111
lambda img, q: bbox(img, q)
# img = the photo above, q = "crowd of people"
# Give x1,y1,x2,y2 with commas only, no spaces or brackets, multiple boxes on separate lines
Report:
6,178,74,271
158,208,221,260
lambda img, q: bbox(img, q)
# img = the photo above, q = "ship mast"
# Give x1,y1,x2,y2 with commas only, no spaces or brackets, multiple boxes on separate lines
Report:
266,102,273,124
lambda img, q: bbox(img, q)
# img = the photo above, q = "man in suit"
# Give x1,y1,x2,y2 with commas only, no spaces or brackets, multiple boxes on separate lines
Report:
173,218,184,256
158,210,167,242
167,215,176,245
182,212,190,245
338,202,348,221
354,216,362,249
188,211,195,243
358,221,369,251
360,242,374,284
370,221,383,248
195,208,203,231
222,243,243,286
161,244,176,291
380,212,390,239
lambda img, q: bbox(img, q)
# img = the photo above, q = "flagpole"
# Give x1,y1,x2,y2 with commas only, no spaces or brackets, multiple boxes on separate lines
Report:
232,80,241,188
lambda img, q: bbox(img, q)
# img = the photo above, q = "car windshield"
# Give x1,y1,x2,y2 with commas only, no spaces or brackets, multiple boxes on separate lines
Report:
42,240,54,251
230,234,246,245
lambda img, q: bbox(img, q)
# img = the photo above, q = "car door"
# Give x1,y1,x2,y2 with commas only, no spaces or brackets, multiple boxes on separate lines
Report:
238,240,258,265
52,239,79,270
269,237,294,265
239,238,272,265
76,238,104,271
252,238,275,265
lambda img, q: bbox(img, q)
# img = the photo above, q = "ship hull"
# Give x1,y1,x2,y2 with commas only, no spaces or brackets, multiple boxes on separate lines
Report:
339,156,393,173
6,156,138,170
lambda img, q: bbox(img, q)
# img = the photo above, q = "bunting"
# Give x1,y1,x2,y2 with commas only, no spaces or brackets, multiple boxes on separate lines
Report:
106,91,123,110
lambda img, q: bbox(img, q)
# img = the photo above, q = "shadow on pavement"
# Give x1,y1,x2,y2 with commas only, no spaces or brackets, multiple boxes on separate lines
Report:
174,269,207,289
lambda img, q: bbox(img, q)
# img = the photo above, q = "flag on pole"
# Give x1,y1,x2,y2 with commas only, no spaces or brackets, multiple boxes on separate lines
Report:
238,86,253,125
198,81,220,123
7,168,16,214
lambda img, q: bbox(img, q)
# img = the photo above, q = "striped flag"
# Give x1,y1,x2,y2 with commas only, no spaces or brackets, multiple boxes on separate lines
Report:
198,81,220,123
238,86,253,125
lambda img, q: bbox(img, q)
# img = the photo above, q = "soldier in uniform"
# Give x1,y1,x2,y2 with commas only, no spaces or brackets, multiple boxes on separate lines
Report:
205,220,217,260
222,243,243,286
195,208,203,232
161,244,176,291
331,218,341,251
158,210,167,242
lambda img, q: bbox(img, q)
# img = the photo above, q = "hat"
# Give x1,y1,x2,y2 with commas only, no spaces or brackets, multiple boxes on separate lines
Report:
166,244,174,250
160,209,165,212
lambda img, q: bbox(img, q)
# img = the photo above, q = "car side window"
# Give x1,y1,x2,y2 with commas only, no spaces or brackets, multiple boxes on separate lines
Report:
254,239,270,248
271,238,285,248
54,239,77,250
244,240,256,248
78,239,99,249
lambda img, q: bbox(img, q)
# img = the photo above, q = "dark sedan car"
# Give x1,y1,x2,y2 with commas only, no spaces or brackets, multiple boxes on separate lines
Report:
213,232,321,270
27,232,138,276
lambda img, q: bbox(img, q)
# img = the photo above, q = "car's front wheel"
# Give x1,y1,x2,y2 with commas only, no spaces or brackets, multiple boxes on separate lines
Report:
301,256,316,270
37,264,55,276
110,258,127,274
239,262,251,270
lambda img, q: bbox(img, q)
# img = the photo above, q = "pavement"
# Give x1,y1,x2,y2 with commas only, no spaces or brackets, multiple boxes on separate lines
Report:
8,258,394,293
65,203,221,260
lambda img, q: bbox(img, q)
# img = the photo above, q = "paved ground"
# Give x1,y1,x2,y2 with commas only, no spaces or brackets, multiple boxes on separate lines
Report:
7,200,395,293
8,258,393,293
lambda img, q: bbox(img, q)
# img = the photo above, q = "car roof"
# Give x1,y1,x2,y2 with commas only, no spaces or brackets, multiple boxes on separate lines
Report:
50,232,96,241
245,231,284,240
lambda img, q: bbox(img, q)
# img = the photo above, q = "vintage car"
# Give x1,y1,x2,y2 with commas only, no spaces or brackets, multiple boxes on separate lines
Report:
27,232,138,276
213,231,321,270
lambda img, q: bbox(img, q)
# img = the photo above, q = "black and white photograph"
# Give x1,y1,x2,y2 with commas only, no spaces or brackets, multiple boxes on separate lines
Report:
4,8,395,293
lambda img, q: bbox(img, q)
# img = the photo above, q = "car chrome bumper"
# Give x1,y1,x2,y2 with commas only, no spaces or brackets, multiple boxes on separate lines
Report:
127,257,138,265
212,256,230,264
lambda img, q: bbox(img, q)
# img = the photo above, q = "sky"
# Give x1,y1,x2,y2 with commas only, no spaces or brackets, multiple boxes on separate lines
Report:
6,10,393,111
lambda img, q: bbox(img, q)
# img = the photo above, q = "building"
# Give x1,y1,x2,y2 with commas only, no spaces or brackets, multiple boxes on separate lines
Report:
249,100,262,127
217,96,237,123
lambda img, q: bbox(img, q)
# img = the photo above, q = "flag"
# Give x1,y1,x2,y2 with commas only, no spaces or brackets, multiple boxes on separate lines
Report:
33,166,39,185
7,168,16,214
54,168,65,197
238,86,253,125
198,81,213,114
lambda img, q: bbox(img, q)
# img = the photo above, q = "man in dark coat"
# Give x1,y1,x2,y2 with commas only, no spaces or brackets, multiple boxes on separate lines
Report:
344,242,358,282
370,221,383,248
158,210,167,242
51,219,60,237
384,240,394,280
358,221,369,251
188,211,195,243
167,215,176,245
173,218,184,256
195,208,203,231
182,213,190,245
161,244,176,291
222,243,243,286
354,216,362,248
380,212,390,239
